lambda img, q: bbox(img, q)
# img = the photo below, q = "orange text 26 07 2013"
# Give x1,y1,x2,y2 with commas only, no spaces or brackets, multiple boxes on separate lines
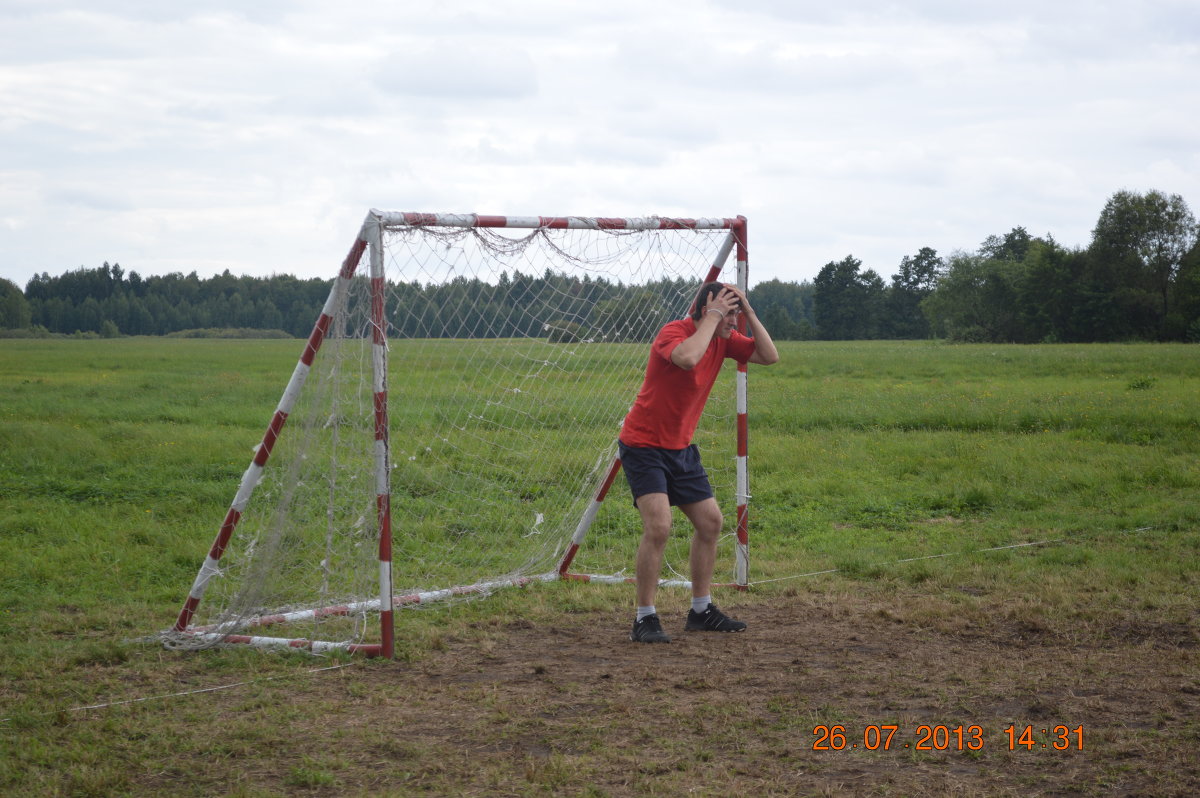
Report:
811,723,1084,752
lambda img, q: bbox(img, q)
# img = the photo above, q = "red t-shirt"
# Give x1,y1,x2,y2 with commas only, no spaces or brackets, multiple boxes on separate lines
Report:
619,318,756,449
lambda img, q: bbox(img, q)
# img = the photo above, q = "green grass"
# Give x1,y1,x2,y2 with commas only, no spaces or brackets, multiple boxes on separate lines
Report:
0,338,1197,795
2,338,1197,634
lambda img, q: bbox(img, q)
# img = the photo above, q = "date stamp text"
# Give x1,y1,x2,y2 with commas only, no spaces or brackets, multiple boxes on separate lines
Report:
811,724,1084,752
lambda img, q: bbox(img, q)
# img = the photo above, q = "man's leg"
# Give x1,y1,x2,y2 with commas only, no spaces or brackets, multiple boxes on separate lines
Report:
679,497,747,633
634,492,673,608
630,492,673,642
679,497,723,599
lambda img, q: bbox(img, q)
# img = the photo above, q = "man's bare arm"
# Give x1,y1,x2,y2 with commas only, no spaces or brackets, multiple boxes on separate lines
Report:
726,286,779,365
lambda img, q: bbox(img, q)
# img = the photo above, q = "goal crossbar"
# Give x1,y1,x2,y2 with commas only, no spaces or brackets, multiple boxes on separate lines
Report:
373,211,740,231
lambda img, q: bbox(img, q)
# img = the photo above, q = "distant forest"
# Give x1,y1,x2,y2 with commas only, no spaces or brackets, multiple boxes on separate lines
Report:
2,189,1198,343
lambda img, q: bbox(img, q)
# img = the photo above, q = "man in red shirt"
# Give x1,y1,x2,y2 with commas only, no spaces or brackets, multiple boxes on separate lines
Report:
621,282,779,643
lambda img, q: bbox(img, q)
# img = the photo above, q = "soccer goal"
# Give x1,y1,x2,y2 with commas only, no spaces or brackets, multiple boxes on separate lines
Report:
163,211,754,657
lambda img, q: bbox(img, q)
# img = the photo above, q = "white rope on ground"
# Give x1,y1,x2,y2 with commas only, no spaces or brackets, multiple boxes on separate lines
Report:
0,663,356,723
747,526,1159,587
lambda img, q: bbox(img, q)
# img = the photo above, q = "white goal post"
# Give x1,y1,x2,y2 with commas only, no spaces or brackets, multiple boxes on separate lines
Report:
164,211,754,657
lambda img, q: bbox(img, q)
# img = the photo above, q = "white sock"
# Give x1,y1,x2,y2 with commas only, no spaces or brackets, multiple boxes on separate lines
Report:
637,605,657,621
692,595,712,614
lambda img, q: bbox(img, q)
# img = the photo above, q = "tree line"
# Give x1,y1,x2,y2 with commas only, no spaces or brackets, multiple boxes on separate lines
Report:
2,189,1197,342
805,189,1200,343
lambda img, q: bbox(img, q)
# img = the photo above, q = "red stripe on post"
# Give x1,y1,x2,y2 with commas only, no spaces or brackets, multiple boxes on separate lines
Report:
380,611,394,659
174,595,201,631
210,508,242,559
378,492,393,659
657,218,698,230
313,604,352,619
557,543,581,576
339,237,367,280
377,494,392,561
394,591,425,606
371,278,386,344
402,212,438,226
596,458,623,499
254,410,289,466
737,413,749,457
302,314,332,366
736,504,749,545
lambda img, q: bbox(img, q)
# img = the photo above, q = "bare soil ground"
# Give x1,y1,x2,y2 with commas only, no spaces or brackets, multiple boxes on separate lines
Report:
130,590,1198,797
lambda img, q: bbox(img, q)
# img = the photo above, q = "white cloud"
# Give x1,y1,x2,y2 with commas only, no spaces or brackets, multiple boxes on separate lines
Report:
0,0,1197,289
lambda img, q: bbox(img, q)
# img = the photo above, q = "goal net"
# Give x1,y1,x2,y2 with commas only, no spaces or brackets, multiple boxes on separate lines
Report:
165,211,751,656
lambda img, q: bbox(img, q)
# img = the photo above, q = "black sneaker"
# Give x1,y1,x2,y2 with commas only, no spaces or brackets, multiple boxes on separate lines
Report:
685,603,747,633
630,613,671,643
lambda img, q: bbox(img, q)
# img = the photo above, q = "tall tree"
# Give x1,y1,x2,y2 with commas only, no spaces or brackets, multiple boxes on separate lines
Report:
922,252,1025,342
979,227,1034,262
813,255,886,340
1016,240,1089,342
1173,241,1200,341
748,279,815,340
888,247,941,338
1090,189,1199,338
0,278,32,329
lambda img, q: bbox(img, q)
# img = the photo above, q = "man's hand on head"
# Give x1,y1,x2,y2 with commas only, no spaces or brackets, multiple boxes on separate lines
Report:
721,285,753,316
705,286,741,319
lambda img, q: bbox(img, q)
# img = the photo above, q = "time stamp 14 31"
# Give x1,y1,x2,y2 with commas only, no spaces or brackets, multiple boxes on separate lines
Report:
812,724,1085,752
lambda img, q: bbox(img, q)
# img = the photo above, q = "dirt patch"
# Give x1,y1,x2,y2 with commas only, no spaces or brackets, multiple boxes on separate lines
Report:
131,592,1199,796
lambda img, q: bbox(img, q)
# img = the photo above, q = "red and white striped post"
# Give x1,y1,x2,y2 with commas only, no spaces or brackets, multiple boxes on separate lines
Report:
557,456,624,578
365,214,396,659
732,216,750,587
173,233,368,636
375,211,739,234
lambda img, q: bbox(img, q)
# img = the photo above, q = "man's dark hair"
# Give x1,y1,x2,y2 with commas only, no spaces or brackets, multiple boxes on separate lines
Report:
691,282,738,322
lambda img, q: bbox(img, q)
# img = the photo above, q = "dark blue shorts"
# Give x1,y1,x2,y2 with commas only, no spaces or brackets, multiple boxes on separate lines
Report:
618,440,714,508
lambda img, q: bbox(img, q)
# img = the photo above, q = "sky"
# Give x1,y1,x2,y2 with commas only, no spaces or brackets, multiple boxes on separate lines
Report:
2,0,1198,290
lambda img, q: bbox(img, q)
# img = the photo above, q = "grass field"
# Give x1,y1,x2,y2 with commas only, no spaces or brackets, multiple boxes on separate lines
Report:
1,338,1197,796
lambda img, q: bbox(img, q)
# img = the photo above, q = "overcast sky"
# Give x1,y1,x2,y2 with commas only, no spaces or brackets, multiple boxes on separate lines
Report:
2,0,1198,289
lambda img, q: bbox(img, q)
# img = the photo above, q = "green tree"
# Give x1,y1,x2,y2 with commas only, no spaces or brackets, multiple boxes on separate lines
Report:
590,291,668,342
1016,240,1089,342
1173,241,1200,341
813,256,886,340
924,228,1073,343
979,227,1034,262
888,247,940,339
1090,189,1199,338
0,278,32,329
922,253,1025,342
126,295,154,335
748,279,815,340
77,296,103,334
